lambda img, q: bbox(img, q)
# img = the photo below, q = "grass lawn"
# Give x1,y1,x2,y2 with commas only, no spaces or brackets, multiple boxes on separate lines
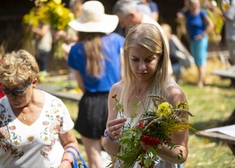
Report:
59,55,235,167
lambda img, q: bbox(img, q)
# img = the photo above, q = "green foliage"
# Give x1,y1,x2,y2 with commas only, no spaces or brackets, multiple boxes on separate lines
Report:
112,94,195,167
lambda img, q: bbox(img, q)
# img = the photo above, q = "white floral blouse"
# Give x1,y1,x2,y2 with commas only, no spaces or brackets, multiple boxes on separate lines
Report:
0,91,74,168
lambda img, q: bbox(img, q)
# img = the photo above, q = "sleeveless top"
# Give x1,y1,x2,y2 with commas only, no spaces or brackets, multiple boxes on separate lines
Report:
114,78,179,168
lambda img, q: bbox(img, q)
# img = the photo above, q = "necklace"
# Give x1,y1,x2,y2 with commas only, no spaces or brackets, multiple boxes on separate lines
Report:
22,115,26,121
135,86,148,99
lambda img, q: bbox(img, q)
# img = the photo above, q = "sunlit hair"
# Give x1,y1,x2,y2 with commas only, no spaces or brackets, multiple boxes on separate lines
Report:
121,23,169,122
79,32,105,78
0,49,39,88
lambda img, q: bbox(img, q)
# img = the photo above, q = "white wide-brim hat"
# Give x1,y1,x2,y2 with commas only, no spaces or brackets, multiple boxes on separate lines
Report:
68,1,119,34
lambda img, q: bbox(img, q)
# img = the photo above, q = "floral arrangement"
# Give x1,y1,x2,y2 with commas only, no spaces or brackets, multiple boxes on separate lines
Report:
217,0,230,11
22,0,74,30
36,0,74,31
22,0,75,59
112,94,196,168
201,0,224,44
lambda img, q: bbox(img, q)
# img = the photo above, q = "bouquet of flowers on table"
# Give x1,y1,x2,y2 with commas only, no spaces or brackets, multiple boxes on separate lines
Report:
112,94,196,168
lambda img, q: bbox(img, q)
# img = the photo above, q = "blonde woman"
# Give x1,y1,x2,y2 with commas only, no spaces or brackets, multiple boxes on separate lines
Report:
102,23,189,168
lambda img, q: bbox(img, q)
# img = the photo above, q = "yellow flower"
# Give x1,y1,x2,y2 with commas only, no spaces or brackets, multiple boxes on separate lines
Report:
22,8,39,26
53,0,61,4
55,5,64,17
156,102,173,118
176,102,189,110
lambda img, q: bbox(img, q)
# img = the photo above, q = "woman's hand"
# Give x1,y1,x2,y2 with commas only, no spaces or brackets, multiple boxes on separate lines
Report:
194,33,205,41
106,117,126,140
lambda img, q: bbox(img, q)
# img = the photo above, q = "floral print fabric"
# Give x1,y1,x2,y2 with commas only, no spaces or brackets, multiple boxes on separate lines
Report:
0,91,74,168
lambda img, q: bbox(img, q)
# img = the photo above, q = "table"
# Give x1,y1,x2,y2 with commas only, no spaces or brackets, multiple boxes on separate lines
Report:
196,128,235,155
36,83,82,102
211,66,235,87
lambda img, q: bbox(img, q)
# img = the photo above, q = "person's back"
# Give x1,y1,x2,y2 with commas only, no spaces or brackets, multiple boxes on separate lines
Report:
68,32,124,92
67,1,124,167
32,23,52,72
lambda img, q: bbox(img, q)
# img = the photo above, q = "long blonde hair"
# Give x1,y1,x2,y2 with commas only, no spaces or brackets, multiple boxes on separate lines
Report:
121,23,170,117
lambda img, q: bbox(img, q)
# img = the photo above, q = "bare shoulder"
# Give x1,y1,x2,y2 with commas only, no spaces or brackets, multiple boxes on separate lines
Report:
109,81,123,98
166,82,187,105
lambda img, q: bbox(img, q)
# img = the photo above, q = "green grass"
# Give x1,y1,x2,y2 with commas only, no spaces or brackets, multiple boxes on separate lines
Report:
60,57,235,167
61,83,235,167
181,84,235,168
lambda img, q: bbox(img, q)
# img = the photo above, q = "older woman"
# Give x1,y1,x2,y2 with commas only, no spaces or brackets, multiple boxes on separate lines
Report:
0,49,79,168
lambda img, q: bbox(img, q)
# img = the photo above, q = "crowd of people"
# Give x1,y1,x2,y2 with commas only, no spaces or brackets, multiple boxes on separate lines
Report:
0,0,233,167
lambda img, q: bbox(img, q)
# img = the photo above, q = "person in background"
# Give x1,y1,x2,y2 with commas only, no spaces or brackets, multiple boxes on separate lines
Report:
67,1,125,167
31,23,52,72
179,0,214,88
113,0,173,76
132,0,152,17
141,0,159,21
221,0,235,66
0,49,79,168
102,23,189,168
113,0,157,30
161,23,183,84
57,0,83,58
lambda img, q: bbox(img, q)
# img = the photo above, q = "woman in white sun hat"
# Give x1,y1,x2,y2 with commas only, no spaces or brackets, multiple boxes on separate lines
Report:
67,1,125,167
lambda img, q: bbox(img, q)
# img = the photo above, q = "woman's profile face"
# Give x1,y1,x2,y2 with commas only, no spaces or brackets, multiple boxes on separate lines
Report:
128,44,160,82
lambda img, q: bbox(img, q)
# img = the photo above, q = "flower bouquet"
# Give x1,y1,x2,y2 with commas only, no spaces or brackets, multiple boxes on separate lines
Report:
22,0,75,59
112,94,196,168
201,1,224,44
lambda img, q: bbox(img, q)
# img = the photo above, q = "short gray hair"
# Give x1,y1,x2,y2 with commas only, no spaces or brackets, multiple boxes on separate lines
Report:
113,0,140,17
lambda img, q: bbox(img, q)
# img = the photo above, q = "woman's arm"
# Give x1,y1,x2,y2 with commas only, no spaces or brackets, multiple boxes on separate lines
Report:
31,24,50,37
102,82,126,155
58,130,79,168
202,14,214,36
156,84,189,164
73,69,85,93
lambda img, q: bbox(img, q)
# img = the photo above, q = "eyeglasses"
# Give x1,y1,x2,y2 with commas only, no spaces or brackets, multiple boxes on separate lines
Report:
2,84,30,96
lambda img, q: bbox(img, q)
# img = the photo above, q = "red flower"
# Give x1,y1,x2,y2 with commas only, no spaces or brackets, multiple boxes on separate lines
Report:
139,162,154,168
138,121,145,129
141,134,161,147
140,148,146,153
164,140,169,145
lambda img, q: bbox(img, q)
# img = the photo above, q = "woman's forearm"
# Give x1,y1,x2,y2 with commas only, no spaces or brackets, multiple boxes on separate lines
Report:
102,138,120,155
156,144,188,164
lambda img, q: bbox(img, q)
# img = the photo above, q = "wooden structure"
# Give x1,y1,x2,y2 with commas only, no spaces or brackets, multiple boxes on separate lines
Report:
211,65,235,87
196,128,235,156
